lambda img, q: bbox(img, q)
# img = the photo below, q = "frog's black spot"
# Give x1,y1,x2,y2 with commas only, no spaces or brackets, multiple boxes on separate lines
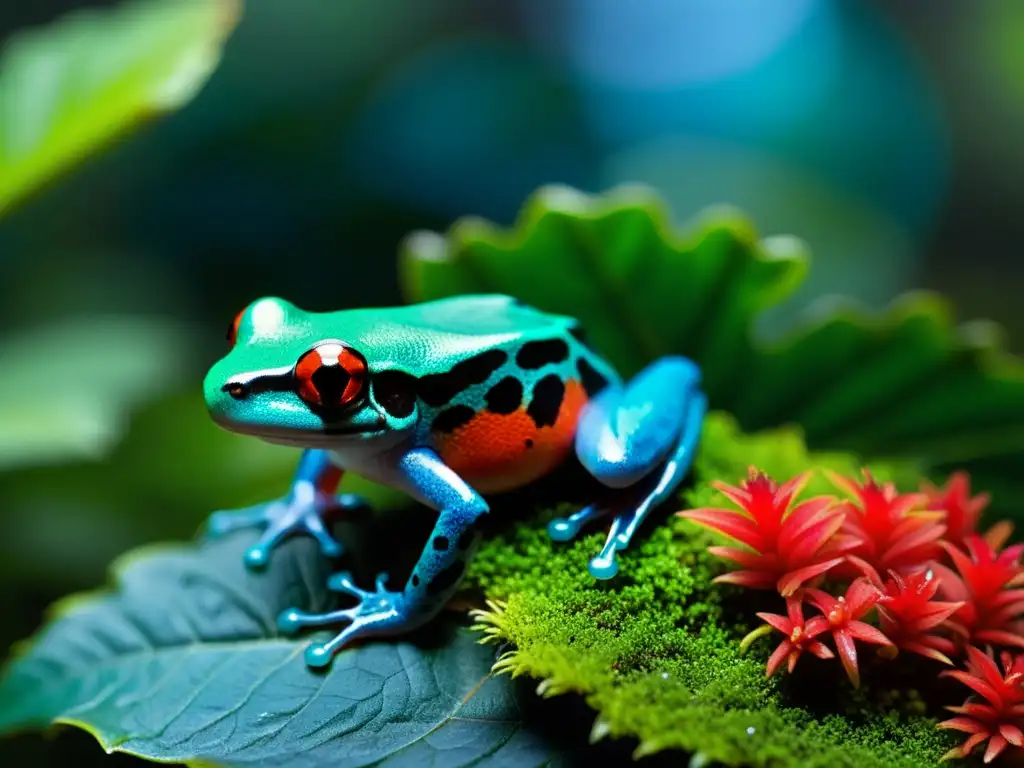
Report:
417,349,508,407
516,339,569,370
577,357,609,397
433,536,450,551
527,374,564,428
432,405,476,433
525,438,534,448
427,560,466,596
569,323,587,343
411,574,420,587
484,376,523,414
372,370,417,418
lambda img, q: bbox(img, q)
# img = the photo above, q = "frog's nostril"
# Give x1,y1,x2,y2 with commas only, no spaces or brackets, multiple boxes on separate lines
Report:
223,382,248,400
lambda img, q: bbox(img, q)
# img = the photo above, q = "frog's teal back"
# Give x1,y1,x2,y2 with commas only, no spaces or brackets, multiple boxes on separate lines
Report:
326,294,579,377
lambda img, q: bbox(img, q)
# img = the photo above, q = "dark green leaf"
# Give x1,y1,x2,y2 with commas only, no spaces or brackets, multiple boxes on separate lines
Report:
400,186,807,390
0,529,573,767
399,185,1024,517
0,0,240,214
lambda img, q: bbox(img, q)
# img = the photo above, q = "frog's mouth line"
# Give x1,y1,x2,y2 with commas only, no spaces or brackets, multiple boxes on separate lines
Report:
210,416,388,446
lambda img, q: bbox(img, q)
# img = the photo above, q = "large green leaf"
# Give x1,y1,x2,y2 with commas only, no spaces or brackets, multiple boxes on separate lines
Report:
0,316,201,471
401,185,808,391
0,0,240,214
399,185,1024,518
0,529,576,766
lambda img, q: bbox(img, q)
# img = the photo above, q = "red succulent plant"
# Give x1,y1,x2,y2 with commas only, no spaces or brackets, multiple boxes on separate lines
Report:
923,471,994,550
678,468,855,596
934,535,1024,650
875,568,962,665
752,597,834,678
939,646,1024,763
827,469,946,585
686,463,1024,760
923,472,1014,563
803,578,894,688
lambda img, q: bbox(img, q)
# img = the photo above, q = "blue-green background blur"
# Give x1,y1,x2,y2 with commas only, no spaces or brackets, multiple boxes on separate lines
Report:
2,0,1024,764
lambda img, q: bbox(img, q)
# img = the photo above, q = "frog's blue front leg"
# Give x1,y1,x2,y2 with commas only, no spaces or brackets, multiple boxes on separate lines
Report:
550,356,706,579
205,449,367,568
277,447,487,668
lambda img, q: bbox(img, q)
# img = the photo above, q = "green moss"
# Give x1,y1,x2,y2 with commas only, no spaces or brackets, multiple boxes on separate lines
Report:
463,413,957,768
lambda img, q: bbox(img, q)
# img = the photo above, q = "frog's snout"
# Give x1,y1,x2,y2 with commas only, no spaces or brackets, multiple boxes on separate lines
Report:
202,366,237,421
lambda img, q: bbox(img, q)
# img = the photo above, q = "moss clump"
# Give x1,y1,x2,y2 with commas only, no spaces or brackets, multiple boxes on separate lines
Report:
462,413,957,767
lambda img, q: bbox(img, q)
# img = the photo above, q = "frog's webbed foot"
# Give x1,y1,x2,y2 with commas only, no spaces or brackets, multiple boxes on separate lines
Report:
280,448,489,670
558,356,707,580
205,490,368,569
277,571,409,668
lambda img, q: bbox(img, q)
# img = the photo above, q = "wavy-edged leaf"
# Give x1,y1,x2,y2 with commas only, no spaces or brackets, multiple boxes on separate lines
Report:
401,185,807,399
399,185,1024,518
0,0,240,214
0,530,574,767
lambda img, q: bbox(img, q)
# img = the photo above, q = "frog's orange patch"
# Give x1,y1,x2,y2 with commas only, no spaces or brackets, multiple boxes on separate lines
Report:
435,380,588,494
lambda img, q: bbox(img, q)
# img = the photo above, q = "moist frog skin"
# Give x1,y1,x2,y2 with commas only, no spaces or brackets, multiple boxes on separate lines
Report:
204,294,707,668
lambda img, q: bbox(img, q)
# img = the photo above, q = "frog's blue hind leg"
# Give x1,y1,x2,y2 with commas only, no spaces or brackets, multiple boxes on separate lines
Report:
278,447,488,668
551,356,706,579
205,449,368,569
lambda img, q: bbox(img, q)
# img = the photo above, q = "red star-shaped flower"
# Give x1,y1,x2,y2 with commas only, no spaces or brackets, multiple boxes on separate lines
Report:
803,578,893,688
934,535,1024,650
923,471,992,549
875,568,963,665
679,469,855,596
827,469,946,584
750,597,834,678
939,646,1024,763
923,471,1013,555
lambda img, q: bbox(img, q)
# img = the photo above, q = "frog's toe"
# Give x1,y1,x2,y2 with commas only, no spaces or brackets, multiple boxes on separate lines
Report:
546,504,611,543
584,512,630,580
588,554,620,580
326,571,367,598
288,593,410,669
276,606,358,635
305,643,335,669
231,496,345,570
327,571,392,603
300,511,344,558
244,544,273,569
546,518,578,542
205,504,272,538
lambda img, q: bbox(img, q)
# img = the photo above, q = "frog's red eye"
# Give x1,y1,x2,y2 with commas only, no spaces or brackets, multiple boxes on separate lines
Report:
226,308,246,348
295,342,367,408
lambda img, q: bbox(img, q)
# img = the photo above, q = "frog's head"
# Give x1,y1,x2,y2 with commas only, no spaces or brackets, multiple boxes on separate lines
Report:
203,297,417,449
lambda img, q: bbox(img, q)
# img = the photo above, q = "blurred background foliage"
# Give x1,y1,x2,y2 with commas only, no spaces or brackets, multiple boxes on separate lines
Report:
1,0,1023,764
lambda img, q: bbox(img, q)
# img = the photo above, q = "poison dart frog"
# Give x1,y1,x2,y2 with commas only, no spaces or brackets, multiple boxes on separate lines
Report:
204,294,706,667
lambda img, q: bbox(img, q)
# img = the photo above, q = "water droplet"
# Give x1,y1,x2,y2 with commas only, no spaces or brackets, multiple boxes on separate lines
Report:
746,726,756,735
661,672,670,679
